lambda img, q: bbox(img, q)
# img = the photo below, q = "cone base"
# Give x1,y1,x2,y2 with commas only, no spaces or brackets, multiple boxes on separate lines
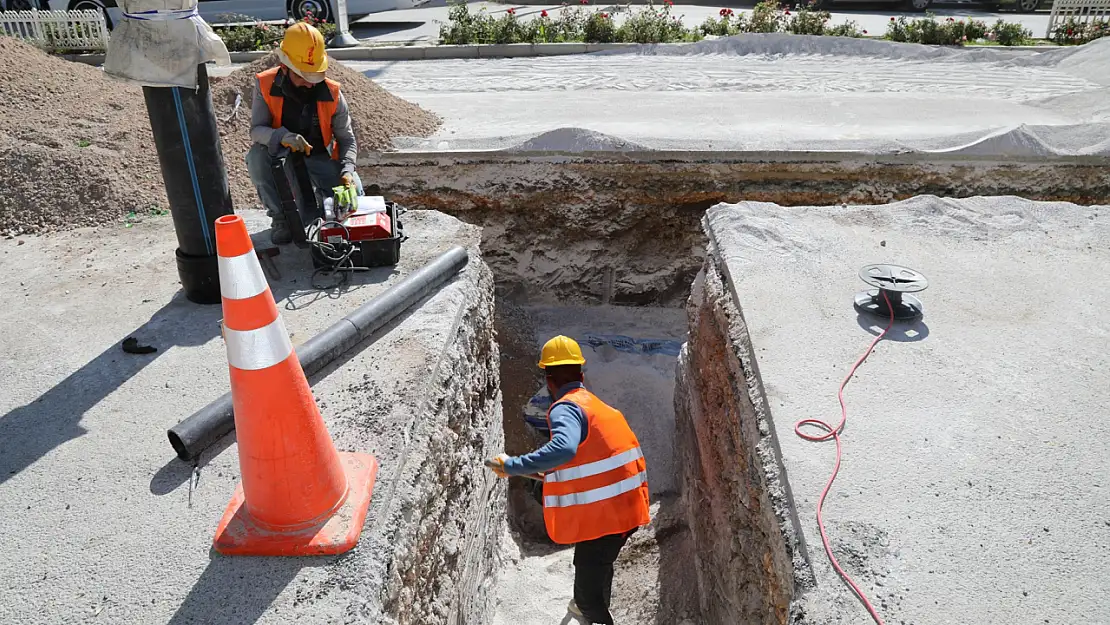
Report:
213,452,378,556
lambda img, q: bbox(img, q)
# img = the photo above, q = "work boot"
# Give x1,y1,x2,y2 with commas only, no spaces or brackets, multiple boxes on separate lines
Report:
270,220,292,245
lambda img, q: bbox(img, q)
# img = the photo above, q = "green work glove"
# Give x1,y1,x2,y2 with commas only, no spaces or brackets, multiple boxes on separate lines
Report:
281,133,312,155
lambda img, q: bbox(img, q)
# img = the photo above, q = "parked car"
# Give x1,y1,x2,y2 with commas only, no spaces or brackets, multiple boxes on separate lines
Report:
811,0,935,12
992,0,1052,12
3,0,429,29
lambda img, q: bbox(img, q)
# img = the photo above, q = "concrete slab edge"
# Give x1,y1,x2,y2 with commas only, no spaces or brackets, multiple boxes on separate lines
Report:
702,208,816,594
364,149,1110,167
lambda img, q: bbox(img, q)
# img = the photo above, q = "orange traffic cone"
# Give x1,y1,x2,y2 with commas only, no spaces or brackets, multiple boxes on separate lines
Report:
211,214,378,556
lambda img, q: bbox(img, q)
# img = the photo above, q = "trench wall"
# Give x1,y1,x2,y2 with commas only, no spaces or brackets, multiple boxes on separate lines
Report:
362,151,1110,307
375,254,506,625
673,228,812,624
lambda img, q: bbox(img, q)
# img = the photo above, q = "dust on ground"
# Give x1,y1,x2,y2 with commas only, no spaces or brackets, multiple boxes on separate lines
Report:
0,39,438,236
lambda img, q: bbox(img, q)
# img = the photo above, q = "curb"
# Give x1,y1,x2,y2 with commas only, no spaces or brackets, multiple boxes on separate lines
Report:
62,40,1055,66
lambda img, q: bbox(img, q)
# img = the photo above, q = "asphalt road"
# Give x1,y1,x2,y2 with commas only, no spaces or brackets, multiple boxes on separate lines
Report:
347,0,1053,44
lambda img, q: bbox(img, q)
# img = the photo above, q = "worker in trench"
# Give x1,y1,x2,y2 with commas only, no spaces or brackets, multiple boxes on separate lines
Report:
245,22,363,245
488,336,651,625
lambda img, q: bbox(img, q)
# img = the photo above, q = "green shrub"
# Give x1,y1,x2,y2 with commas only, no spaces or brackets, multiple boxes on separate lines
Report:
826,20,866,38
489,7,526,43
617,2,691,43
584,10,617,42
787,5,831,35
698,8,746,37
990,18,1032,46
747,0,787,33
885,14,965,46
884,13,1032,46
213,14,335,52
438,1,490,45
962,17,989,41
213,15,284,51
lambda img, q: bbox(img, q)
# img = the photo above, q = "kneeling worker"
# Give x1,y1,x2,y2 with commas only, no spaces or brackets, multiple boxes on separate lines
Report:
246,21,363,245
488,335,650,625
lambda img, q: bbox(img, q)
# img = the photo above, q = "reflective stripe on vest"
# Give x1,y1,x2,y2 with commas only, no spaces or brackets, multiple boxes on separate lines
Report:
544,446,644,483
544,471,647,508
541,387,651,544
256,67,341,161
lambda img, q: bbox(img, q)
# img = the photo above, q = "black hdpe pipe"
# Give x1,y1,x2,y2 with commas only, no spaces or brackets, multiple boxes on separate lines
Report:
143,64,235,305
167,245,470,461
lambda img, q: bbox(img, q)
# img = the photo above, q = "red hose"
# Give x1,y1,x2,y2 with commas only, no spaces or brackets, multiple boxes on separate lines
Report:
794,291,894,625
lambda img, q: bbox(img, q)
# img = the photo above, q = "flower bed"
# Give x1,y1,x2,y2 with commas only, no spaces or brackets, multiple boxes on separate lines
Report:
211,14,336,52
1050,16,1109,45
204,1,1103,52
886,14,1033,46
437,0,1051,46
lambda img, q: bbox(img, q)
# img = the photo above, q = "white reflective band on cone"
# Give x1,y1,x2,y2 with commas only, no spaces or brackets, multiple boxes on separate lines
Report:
218,251,269,300
224,318,293,371
544,471,647,508
545,447,644,483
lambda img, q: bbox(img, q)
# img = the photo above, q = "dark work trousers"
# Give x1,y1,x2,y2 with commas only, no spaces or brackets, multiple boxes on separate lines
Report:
573,529,637,625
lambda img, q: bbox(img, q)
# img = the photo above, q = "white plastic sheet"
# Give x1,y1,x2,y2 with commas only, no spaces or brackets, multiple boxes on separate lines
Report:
103,0,230,89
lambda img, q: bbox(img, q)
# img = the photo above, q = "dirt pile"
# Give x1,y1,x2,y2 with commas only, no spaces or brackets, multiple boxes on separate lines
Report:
0,37,163,234
0,39,439,235
210,53,441,210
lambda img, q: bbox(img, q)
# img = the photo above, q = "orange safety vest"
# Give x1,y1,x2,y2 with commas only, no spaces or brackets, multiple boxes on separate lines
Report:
542,387,651,545
257,67,341,161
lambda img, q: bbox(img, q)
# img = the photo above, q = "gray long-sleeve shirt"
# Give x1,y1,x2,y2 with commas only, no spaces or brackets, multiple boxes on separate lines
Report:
249,73,358,175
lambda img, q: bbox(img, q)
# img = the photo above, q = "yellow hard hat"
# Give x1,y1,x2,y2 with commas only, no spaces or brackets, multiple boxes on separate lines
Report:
538,335,586,368
280,22,328,76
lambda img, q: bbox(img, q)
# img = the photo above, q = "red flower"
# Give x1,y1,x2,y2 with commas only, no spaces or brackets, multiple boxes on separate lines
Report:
580,0,588,4
601,11,608,17
862,29,867,34
541,9,548,16
785,9,791,14
890,16,895,20
664,0,673,5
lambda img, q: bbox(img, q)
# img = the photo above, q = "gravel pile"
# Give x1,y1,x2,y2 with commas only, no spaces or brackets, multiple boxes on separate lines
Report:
0,39,439,235
211,53,441,210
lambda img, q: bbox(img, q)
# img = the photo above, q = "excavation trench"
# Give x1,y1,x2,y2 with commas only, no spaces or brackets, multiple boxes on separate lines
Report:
459,198,802,624
363,149,1105,623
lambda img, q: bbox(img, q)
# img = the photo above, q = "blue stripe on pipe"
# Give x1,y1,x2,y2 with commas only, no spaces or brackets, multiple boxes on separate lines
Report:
171,87,213,256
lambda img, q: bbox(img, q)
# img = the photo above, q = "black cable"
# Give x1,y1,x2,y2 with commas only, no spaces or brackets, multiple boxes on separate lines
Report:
307,218,361,290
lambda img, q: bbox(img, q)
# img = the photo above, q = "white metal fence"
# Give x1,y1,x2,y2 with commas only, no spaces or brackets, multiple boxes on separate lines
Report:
0,9,110,52
1046,0,1110,38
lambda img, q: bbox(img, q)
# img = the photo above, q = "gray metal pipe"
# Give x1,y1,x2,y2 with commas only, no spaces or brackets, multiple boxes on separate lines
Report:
167,245,470,461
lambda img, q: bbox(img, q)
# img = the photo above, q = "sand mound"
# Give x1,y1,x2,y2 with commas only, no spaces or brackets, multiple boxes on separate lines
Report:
0,37,165,235
507,128,649,152
210,53,440,210
602,32,1110,78
0,38,439,235
597,32,1020,63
